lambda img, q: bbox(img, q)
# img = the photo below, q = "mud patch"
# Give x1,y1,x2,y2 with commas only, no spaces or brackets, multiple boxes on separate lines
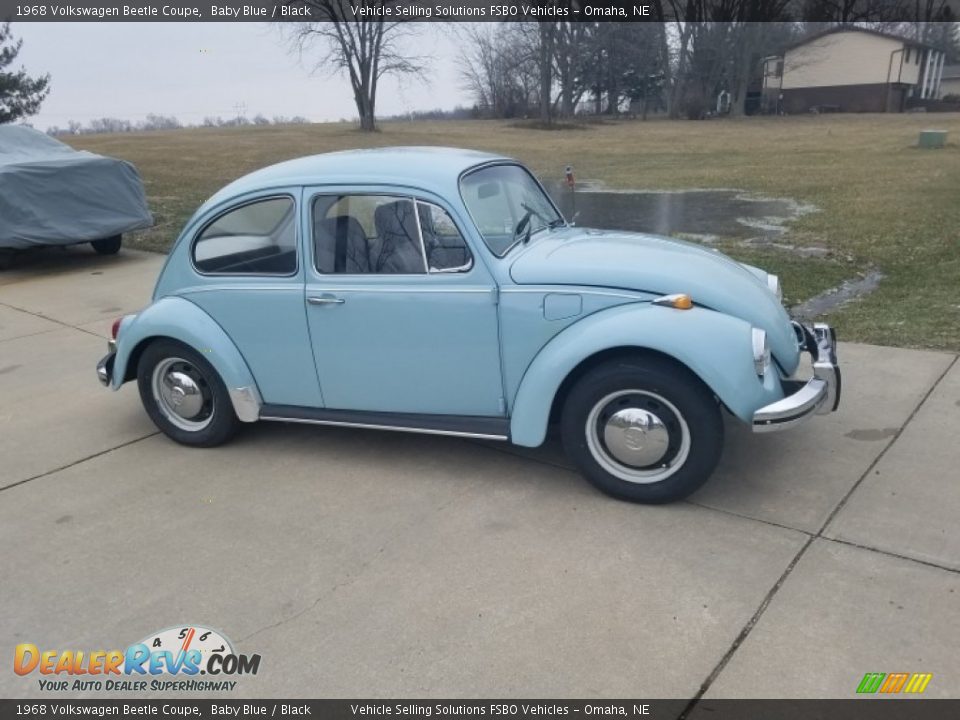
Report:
791,270,884,319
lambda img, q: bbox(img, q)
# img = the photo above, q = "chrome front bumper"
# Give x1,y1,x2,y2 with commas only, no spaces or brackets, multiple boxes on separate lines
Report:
753,322,841,432
96,339,117,387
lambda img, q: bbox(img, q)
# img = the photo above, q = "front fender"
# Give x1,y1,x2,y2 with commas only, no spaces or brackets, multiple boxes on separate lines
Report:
509,303,783,447
111,296,261,421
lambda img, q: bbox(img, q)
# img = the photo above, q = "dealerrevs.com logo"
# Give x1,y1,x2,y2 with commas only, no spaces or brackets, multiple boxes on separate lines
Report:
14,625,260,692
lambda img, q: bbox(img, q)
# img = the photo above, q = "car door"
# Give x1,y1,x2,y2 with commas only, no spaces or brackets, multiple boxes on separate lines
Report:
302,187,505,418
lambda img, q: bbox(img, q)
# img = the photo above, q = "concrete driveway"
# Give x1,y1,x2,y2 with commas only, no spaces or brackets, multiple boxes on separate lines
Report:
1,247,958,702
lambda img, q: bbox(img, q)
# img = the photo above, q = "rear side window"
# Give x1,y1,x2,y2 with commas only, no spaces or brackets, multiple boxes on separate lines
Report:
193,197,297,275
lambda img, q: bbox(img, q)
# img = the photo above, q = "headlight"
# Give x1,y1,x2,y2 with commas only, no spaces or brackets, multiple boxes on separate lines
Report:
752,328,770,377
767,274,782,301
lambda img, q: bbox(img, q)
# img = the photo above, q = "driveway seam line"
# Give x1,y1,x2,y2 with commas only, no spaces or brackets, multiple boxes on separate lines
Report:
816,354,958,537
819,535,960,576
0,432,159,493
0,327,63,344
678,353,958,716
677,536,816,719
683,500,814,537
0,300,105,339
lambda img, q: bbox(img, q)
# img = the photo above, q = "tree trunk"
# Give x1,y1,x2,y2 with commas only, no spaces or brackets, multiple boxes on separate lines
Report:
729,24,755,118
669,24,692,120
538,23,555,124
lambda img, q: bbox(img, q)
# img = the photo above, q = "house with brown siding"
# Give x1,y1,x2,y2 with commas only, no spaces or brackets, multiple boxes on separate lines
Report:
762,27,948,113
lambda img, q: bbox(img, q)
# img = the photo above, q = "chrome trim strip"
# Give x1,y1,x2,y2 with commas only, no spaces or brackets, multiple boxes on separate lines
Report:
259,415,509,441
410,196,431,273
229,386,262,423
501,287,649,301
179,285,299,294
303,286,491,294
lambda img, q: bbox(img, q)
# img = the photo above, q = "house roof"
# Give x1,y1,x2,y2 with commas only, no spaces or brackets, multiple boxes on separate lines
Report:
785,25,937,53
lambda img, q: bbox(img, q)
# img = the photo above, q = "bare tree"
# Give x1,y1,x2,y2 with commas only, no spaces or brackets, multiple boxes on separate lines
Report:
287,1,424,131
458,24,537,118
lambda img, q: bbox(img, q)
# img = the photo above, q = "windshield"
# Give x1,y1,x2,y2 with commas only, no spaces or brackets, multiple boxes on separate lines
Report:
460,164,564,257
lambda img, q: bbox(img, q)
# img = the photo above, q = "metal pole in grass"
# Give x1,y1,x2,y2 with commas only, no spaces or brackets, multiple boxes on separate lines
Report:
565,165,576,224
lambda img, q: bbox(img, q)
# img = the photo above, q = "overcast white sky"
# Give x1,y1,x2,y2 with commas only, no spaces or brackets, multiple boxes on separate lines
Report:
14,22,469,129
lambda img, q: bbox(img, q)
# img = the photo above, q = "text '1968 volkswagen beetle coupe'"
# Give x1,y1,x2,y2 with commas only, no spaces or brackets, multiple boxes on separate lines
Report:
97,148,840,503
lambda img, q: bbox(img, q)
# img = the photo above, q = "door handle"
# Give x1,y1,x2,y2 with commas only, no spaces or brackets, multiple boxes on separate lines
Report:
307,294,345,306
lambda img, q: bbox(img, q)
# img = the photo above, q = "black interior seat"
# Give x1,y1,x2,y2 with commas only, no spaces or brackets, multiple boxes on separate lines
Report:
314,215,370,274
372,201,425,274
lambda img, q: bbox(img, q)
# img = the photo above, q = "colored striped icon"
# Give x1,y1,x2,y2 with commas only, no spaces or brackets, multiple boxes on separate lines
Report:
856,672,932,694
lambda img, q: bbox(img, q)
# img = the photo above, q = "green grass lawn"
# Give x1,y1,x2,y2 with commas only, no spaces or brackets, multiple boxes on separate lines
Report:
68,114,960,351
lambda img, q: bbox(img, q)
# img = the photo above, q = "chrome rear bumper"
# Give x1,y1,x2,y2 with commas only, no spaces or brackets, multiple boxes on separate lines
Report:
753,322,841,432
96,339,116,387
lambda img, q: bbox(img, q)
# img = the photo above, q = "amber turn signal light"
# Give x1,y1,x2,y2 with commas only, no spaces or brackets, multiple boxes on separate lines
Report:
652,293,693,310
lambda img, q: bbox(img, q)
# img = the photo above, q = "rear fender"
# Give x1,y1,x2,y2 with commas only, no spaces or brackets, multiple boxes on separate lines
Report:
111,296,261,422
509,303,783,447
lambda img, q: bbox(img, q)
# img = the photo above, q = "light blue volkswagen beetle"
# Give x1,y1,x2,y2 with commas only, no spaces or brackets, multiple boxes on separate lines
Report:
97,147,840,503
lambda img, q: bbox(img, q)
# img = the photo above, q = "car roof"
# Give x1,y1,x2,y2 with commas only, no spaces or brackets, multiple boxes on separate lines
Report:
201,146,513,212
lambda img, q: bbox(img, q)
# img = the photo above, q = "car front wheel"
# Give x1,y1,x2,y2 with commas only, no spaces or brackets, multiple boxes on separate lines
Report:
561,357,723,504
137,340,240,447
91,235,122,255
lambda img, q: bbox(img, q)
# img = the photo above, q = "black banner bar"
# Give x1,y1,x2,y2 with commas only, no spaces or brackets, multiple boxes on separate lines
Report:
1,700,959,720
2,0,958,23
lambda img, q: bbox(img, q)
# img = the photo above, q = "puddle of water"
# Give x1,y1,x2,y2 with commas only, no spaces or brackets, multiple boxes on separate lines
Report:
546,181,817,245
791,270,885,319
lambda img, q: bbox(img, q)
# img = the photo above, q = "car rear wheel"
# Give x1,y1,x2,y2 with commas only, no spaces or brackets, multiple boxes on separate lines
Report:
137,340,240,447
91,235,122,255
561,356,723,504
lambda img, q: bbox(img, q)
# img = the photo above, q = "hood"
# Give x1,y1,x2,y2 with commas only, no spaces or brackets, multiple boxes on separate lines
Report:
509,228,799,372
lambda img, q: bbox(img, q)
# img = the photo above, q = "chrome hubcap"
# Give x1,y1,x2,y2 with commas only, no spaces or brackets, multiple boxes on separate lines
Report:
151,357,214,432
603,408,670,467
585,390,691,484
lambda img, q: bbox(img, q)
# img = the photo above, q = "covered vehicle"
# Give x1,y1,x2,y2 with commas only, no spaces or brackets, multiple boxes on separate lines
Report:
0,125,152,254
97,147,841,504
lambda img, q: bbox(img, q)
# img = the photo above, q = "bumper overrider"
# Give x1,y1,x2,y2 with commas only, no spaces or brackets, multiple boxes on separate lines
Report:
96,339,117,387
753,322,841,432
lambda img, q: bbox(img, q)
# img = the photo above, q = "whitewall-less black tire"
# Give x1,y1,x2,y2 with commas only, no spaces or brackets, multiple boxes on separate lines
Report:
137,340,240,447
91,235,122,255
561,356,723,504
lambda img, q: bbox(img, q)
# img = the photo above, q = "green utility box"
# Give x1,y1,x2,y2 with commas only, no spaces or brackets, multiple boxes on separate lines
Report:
918,130,947,149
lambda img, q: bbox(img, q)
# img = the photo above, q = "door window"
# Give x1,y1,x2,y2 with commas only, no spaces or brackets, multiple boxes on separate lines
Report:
313,194,472,275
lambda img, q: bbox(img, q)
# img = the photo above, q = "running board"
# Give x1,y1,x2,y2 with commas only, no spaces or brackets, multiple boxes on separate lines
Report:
259,405,510,441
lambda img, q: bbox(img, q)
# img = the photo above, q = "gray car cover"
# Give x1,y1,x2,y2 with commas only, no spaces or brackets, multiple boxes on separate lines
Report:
0,126,153,249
